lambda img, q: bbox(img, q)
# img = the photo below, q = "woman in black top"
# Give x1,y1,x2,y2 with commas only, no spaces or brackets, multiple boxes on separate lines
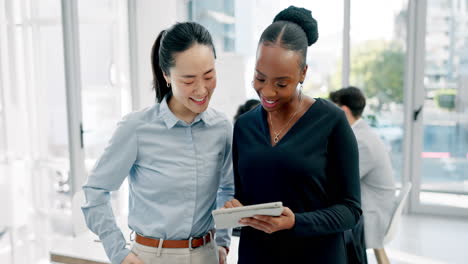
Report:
224,6,362,263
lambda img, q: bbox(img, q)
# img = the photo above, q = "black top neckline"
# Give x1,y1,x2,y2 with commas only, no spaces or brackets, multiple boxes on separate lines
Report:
259,98,323,147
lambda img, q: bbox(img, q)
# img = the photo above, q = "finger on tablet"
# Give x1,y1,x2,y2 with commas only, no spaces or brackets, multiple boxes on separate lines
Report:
231,199,243,207
223,201,233,208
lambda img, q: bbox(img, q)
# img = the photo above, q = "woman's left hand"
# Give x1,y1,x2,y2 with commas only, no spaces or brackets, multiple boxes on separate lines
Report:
239,207,295,234
218,246,227,264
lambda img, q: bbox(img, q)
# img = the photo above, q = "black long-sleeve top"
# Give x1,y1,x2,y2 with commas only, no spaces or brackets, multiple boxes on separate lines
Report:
233,98,362,263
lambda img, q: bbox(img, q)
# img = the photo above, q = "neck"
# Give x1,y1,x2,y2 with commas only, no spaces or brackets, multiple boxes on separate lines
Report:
349,116,359,126
271,94,302,121
168,96,198,124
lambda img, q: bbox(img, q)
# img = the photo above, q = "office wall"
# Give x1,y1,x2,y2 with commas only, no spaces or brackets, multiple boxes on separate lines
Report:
131,0,182,110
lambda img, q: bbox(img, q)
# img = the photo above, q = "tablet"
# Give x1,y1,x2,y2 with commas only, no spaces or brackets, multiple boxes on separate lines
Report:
212,202,283,229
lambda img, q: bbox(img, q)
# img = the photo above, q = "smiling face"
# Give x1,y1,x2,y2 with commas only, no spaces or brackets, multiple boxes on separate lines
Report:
163,43,216,116
253,43,307,112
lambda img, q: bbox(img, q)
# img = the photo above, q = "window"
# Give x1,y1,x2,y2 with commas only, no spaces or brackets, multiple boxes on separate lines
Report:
419,0,468,208
349,0,408,184
300,1,344,98
189,0,236,52
0,92,4,161
0,0,6,162
77,0,132,166
34,0,70,160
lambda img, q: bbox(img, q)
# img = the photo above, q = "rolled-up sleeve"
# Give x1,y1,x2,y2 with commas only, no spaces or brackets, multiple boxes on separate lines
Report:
81,115,138,264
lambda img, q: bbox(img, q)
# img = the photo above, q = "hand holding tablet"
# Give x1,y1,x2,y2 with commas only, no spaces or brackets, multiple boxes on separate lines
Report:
212,202,283,229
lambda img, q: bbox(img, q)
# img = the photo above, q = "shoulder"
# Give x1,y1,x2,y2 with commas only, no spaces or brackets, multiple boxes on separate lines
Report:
354,121,389,160
205,107,229,122
204,107,233,130
354,121,381,144
310,98,348,131
235,104,262,127
315,98,346,119
115,105,162,136
356,121,389,153
204,108,234,149
121,105,157,126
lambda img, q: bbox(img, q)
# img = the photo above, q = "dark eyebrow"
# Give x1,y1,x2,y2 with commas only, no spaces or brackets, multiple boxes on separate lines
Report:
255,69,266,77
203,68,214,75
255,69,290,80
181,68,214,78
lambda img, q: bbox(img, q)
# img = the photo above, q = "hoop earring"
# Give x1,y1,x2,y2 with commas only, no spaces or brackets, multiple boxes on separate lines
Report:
167,83,171,88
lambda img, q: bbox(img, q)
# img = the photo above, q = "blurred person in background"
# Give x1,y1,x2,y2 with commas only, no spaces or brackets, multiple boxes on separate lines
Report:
234,99,261,122
330,86,397,264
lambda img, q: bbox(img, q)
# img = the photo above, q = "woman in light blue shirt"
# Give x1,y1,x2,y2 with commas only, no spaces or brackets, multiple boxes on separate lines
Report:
81,22,234,264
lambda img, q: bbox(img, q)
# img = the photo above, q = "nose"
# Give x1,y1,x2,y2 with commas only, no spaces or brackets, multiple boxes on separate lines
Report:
260,82,276,98
194,81,209,97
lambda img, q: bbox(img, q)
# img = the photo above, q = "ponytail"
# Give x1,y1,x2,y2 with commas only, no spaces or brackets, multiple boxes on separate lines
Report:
151,30,170,103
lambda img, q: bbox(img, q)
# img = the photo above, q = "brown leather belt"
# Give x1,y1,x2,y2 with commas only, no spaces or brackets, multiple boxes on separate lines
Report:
135,232,212,249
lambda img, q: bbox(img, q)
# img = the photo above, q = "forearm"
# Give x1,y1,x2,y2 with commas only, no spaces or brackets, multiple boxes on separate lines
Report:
292,203,361,237
82,186,129,264
215,184,234,247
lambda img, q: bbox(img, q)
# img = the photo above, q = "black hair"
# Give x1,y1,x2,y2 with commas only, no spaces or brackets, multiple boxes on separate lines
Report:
151,22,216,103
329,86,367,118
234,99,261,121
259,6,318,68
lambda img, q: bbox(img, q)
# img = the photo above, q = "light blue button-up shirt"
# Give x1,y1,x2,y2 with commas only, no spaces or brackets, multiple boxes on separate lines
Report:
82,96,234,264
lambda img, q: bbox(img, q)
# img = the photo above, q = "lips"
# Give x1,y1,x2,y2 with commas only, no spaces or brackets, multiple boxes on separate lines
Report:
190,96,208,105
262,97,278,108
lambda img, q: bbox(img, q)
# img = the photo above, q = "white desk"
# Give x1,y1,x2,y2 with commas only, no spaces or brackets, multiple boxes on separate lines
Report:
49,209,131,264
50,222,132,264
50,231,112,264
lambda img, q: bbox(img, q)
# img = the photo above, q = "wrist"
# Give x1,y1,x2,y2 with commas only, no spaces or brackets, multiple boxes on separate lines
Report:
220,246,230,255
287,213,296,230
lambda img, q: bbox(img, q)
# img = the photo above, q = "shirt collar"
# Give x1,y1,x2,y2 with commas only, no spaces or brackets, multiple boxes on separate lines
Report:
351,118,363,129
199,109,215,126
158,94,215,129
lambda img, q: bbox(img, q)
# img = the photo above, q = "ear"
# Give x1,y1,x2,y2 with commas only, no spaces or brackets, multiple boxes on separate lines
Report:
300,64,308,83
162,71,171,85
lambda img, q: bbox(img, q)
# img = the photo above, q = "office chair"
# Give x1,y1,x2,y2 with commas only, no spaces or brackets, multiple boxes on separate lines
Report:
374,182,412,264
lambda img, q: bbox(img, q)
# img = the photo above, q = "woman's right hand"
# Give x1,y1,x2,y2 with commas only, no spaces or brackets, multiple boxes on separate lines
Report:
121,252,144,264
223,198,243,208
